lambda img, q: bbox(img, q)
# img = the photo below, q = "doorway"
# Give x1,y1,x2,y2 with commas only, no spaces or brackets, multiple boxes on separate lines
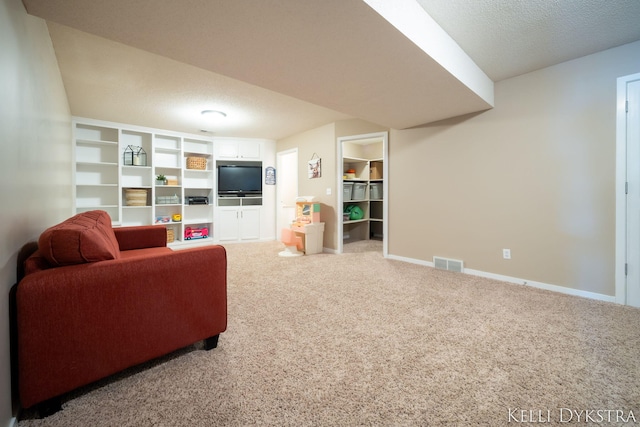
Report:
336,132,388,256
616,72,640,307
276,148,298,234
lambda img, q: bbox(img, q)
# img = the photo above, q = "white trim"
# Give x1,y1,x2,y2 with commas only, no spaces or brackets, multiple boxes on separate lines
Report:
388,254,434,268
615,73,640,305
6,417,17,427
464,269,616,303
336,131,389,257
387,254,616,303
276,147,298,236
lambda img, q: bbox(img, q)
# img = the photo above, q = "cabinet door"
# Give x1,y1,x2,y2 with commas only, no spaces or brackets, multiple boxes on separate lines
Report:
240,206,261,240
216,140,261,160
217,207,240,241
239,141,261,160
217,141,239,159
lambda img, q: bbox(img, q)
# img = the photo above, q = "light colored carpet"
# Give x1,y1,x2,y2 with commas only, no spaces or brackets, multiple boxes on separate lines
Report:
18,240,640,426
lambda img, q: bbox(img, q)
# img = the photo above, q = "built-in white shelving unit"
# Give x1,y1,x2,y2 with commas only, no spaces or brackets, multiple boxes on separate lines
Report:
74,124,120,222
339,133,388,253
73,118,276,246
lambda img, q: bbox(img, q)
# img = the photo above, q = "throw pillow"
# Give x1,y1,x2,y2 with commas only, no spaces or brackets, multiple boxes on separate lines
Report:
38,210,121,266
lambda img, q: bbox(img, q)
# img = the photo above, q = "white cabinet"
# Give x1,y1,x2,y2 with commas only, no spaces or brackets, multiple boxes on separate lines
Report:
217,205,261,241
74,118,274,245
341,135,386,245
153,133,183,242
74,118,213,245
74,123,120,222
215,138,261,160
121,130,153,226
180,137,214,242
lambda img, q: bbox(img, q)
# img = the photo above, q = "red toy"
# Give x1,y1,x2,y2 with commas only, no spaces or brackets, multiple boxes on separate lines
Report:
184,226,209,240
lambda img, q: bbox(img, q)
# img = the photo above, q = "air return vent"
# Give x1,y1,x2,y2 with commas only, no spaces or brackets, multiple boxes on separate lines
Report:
433,256,464,273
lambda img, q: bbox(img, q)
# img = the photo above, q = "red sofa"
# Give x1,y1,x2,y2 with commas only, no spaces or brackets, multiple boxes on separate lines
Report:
15,210,227,416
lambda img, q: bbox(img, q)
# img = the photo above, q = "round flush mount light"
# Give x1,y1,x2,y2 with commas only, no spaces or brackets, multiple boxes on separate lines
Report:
200,110,227,133
201,109,227,119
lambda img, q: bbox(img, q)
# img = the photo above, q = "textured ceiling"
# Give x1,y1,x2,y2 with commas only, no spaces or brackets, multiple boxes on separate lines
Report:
45,23,353,140
22,0,640,139
416,0,640,81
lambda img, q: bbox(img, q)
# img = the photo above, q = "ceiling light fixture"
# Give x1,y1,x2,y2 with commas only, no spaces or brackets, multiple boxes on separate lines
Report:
200,109,227,133
201,109,227,119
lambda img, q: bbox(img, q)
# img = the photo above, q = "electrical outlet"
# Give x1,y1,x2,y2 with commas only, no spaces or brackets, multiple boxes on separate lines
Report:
503,249,511,259
326,187,332,195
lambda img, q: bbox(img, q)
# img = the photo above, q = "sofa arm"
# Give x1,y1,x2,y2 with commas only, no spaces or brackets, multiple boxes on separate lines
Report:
113,225,167,251
17,244,227,409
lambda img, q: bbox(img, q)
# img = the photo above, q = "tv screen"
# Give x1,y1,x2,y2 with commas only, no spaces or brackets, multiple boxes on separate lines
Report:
217,165,262,196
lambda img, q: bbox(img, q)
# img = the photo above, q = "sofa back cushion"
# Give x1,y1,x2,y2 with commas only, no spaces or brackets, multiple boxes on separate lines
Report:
38,210,121,266
23,250,53,276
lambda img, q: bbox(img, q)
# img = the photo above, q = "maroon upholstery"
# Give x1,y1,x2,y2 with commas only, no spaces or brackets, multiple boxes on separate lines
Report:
17,213,227,410
38,210,121,266
22,250,52,276
113,225,167,251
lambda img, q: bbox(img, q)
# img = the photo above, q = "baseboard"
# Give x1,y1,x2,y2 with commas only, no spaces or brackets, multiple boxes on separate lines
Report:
6,417,17,427
387,254,434,268
387,254,616,304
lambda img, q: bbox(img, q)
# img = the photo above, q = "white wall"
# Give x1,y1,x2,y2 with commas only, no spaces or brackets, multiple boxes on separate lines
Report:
0,0,71,423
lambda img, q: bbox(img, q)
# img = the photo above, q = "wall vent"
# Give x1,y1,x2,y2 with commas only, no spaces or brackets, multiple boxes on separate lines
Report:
433,256,464,273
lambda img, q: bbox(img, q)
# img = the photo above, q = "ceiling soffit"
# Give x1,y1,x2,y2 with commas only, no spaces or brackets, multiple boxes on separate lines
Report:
23,0,494,129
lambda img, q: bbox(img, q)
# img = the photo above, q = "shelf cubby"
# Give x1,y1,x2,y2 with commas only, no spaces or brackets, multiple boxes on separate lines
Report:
341,136,385,247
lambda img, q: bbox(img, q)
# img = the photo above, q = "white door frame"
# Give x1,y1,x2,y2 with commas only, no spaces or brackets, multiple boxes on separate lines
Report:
336,131,388,256
276,148,298,235
615,72,640,305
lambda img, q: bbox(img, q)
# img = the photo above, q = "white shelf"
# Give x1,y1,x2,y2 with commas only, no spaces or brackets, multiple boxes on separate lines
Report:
184,219,213,226
155,147,181,153
76,203,118,208
344,219,368,224
76,161,118,166
76,139,117,146
341,140,385,245
74,118,274,245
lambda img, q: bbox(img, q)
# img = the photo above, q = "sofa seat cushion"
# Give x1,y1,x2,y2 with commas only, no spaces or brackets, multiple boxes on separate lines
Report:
38,210,121,267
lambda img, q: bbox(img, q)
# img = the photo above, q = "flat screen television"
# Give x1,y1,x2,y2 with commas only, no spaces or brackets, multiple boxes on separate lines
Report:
217,165,262,196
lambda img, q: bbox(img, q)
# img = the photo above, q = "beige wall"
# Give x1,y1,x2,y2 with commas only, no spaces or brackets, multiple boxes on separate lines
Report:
277,119,387,250
335,120,388,141
278,123,337,248
389,40,640,297
0,0,72,422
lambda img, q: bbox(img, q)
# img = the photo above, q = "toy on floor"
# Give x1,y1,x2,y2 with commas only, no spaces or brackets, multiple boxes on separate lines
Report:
279,228,304,257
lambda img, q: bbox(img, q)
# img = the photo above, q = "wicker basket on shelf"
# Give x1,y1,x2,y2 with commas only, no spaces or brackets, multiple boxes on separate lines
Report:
186,157,206,170
166,228,175,243
124,189,148,206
